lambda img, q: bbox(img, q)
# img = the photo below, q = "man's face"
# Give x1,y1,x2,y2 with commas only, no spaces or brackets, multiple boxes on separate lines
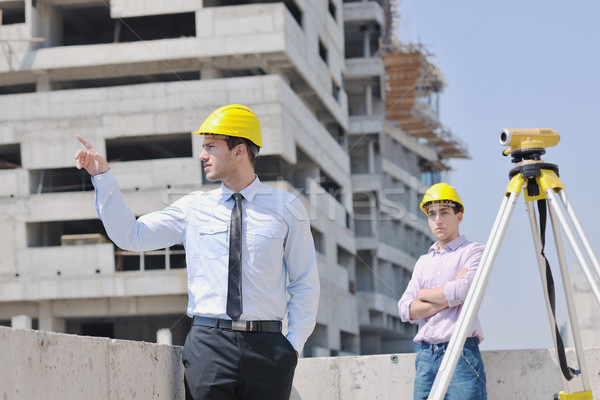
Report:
427,204,463,245
199,138,237,182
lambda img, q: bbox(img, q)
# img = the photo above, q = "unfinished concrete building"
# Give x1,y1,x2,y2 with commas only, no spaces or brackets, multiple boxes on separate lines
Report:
343,1,468,352
0,0,467,355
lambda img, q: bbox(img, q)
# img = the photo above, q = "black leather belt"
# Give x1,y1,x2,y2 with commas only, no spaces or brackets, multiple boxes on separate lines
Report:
193,316,282,332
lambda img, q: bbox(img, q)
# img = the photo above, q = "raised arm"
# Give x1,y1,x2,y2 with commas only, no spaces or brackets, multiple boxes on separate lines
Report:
75,134,109,176
75,134,187,252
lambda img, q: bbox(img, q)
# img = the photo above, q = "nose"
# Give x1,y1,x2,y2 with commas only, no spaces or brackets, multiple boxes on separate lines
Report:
199,149,208,161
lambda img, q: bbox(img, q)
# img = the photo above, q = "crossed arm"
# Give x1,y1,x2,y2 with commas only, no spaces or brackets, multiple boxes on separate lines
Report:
408,267,467,320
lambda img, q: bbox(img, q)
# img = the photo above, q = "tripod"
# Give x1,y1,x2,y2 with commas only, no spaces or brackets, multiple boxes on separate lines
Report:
427,129,600,400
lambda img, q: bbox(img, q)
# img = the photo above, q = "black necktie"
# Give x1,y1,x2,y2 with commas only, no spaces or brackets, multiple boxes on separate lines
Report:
227,193,244,320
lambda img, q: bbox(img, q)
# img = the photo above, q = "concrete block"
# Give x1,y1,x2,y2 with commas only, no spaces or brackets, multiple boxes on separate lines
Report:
292,353,416,400
157,328,173,345
0,327,185,399
11,315,32,329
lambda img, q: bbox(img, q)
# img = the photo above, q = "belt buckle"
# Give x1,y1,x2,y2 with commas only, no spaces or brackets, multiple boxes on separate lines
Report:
231,320,248,331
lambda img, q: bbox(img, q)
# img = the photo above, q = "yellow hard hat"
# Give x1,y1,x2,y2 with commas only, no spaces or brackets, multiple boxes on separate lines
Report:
193,104,262,147
420,183,464,215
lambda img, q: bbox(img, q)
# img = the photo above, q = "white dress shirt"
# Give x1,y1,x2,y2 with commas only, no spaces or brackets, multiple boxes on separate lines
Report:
92,170,320,353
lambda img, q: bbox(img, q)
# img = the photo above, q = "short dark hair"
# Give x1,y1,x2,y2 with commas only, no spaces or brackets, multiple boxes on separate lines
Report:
225,137,260,166
448,202,462,214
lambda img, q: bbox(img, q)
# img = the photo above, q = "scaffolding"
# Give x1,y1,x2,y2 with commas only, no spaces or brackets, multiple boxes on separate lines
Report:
382,46,469,160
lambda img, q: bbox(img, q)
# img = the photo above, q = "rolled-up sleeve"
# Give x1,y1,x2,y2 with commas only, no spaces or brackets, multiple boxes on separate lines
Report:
443,243,484,308
398,259,424,323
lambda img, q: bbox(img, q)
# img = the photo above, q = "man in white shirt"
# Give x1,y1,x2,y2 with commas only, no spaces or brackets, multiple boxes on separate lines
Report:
75,104,320,400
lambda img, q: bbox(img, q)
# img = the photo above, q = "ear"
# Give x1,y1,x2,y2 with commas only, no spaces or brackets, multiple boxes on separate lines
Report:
456,212,464,224
234,143,246,160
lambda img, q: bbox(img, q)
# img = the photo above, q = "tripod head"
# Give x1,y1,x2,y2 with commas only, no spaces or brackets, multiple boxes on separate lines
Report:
501,128,561,198
500,128,560,164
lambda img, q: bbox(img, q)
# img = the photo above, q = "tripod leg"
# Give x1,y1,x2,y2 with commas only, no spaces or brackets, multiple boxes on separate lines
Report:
547,197,591,393
428,191,520,400
525,201,565,370
554,190,600,305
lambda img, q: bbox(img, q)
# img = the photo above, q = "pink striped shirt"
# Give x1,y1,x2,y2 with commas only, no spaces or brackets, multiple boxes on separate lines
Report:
398,235,485,344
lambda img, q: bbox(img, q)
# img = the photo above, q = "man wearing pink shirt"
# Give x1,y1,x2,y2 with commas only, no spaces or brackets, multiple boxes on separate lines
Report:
398,183,487,400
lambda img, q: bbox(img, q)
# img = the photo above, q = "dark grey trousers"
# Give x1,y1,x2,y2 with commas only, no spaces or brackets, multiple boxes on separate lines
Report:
183,325,298,400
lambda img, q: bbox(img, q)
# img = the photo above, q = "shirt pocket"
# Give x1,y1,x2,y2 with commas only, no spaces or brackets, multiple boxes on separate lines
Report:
251,227,285,262
195,224,229,260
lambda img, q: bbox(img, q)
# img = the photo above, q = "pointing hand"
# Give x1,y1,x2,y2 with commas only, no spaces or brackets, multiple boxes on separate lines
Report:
75,134,109,176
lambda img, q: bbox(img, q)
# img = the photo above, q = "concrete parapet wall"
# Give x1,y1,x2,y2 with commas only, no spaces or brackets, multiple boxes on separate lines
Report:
292,348,600,399
1,326,599,399
0,326,185,400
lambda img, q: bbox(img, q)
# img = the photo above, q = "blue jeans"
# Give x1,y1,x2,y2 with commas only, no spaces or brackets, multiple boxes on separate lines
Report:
413,337,487,400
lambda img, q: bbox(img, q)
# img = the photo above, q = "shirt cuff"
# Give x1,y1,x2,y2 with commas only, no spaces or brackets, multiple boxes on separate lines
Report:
444,281,461,308
398,299,417,323
286,333,303,354
91,169,119,219
91,168,117,190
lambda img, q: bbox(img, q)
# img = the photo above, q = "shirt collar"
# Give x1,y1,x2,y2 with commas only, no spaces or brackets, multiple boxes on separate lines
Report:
220,176,262,203
428,234,467,254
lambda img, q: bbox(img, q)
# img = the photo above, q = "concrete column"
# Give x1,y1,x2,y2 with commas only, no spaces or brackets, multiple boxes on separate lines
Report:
156,328,173,345
362,27,370,58
370,250,380,293
165,247,171,270
38,302,65,333
200,67,222,79
36,71,51,92
328,328,340,354
367,138,376,174
11,315,32,329
370,192,378,238
30,1,62,48
365,84,373,115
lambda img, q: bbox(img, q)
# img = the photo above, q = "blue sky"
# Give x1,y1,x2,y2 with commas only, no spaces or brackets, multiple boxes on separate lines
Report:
398,0,600,350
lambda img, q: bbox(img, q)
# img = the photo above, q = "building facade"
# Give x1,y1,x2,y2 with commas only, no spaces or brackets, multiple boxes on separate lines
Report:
0,0,466,355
